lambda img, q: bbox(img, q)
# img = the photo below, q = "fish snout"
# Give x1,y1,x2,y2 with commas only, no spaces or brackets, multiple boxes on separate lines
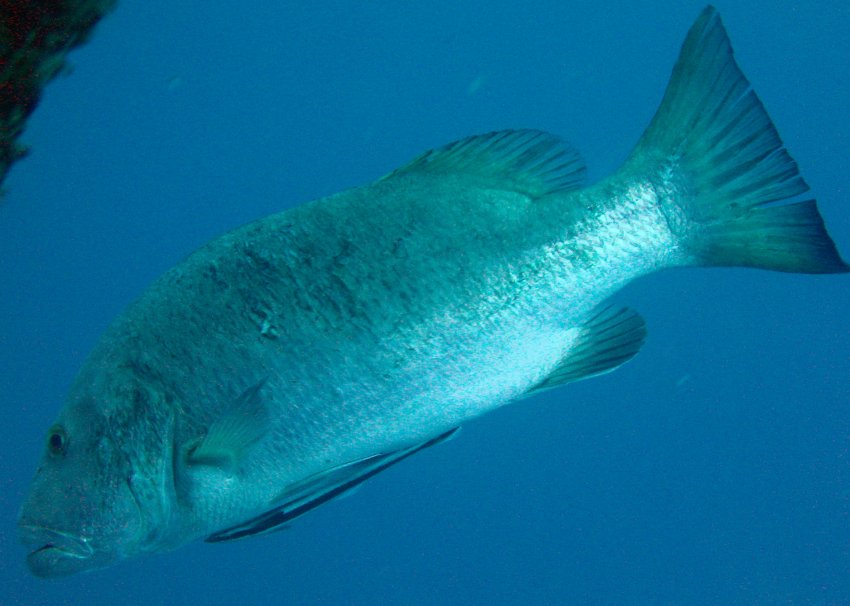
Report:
19,524,95,578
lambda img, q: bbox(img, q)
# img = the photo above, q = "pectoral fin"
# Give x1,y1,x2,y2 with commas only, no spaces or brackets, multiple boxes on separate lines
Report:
205,427,460,542
526,306,646,396
185,379,269,472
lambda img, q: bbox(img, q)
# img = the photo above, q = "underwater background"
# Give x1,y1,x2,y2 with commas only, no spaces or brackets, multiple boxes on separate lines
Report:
1,1,848,604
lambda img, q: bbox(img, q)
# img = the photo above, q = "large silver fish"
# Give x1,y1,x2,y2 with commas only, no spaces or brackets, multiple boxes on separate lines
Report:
18,6,847,577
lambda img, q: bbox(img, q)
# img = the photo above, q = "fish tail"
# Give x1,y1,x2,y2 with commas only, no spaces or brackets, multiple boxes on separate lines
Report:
627,6,848,274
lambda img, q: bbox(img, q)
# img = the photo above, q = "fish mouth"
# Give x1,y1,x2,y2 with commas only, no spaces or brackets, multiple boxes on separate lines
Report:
20,525,95,578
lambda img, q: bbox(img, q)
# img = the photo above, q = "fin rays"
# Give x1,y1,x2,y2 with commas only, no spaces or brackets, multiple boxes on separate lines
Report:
382,129,586,199
628,6,848,274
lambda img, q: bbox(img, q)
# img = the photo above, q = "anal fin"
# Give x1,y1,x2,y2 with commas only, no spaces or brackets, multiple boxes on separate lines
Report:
526,306,646,396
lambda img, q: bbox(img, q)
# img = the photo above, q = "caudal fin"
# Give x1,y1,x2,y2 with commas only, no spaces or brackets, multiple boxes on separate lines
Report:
627,6,848,274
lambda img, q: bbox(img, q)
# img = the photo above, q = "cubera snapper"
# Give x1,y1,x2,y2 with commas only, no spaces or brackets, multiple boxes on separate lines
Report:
19,6,848,577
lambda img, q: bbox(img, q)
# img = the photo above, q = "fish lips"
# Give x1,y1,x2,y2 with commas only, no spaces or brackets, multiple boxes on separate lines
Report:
20,526,96,578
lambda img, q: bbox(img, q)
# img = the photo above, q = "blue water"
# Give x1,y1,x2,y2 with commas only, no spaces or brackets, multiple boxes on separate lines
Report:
1,2,848,604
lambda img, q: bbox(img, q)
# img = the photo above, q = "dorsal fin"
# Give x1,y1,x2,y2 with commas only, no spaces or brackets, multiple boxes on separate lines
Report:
381,129,586,198
525,306,647,397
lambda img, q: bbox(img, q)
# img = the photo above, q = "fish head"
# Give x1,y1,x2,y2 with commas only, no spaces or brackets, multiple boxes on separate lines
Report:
18,374,174,578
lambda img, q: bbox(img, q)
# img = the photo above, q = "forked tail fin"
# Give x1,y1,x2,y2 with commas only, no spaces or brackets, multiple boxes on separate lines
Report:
627,5,848,274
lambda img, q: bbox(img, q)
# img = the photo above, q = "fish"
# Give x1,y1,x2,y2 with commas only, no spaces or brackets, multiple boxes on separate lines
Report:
18,5,847,578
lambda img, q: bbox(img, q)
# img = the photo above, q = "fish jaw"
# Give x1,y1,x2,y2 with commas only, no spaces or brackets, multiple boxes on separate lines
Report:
19,525,98,578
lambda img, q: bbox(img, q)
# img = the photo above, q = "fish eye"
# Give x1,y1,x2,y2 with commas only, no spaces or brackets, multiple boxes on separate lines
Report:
46,425,68,456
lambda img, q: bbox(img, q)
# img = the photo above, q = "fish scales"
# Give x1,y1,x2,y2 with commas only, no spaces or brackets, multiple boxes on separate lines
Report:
61,169,670,541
